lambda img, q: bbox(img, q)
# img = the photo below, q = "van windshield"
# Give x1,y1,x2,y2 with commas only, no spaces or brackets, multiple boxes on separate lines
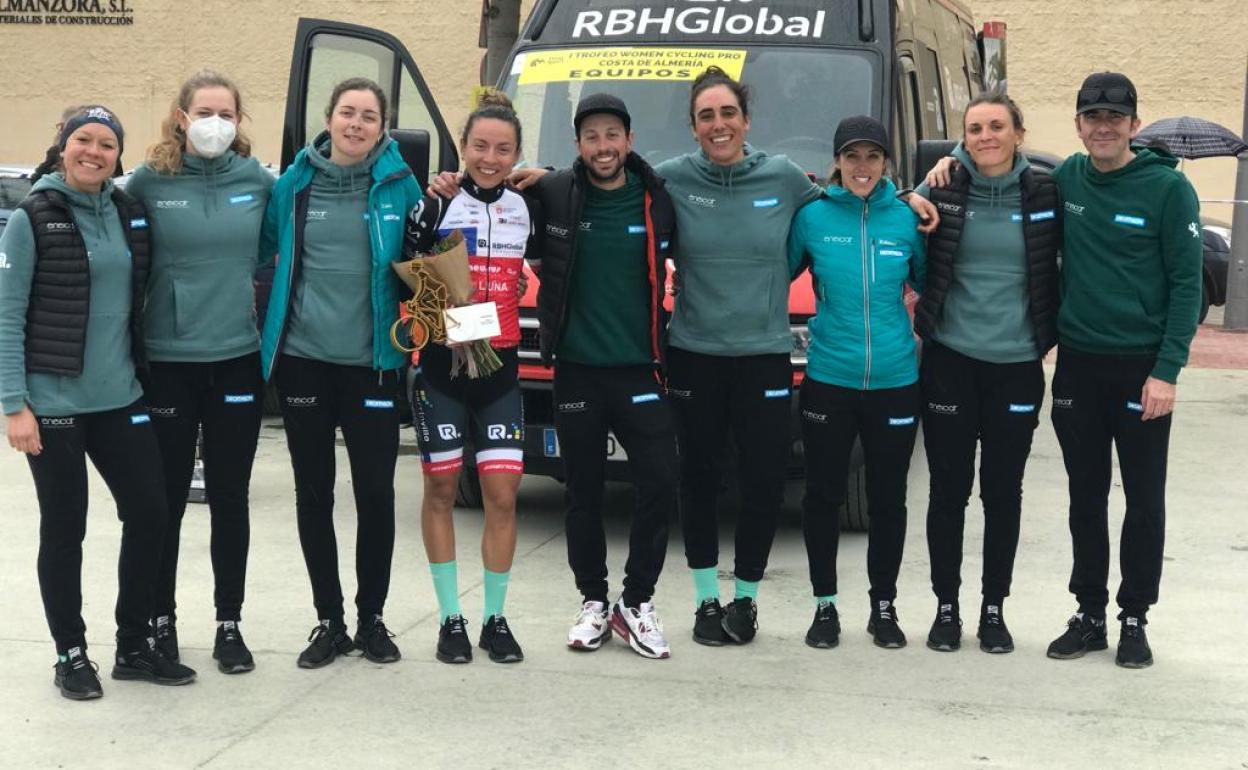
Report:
500,45,878,178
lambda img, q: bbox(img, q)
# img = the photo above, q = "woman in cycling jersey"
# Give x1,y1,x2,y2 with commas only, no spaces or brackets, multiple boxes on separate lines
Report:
787,116,926,650
260,77,422,669
406,91,538,665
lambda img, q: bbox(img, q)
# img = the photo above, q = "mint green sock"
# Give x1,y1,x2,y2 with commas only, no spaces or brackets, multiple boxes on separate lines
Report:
429,560,461,623
692,567,719,608
816,594,837,607
483,569,510,624
734,577,760,601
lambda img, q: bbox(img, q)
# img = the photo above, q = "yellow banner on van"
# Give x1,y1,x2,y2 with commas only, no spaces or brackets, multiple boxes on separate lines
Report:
517,48,745,85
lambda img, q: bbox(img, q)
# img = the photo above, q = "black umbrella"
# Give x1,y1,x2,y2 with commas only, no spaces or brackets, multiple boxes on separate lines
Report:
1134,116,1248,159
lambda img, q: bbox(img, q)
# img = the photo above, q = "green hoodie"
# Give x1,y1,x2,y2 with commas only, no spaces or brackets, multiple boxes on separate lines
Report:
0,174,144,416
126,151,274,362
917,143,1036,363
657,145,820,355
282,134,382,367
1054,148,1202,383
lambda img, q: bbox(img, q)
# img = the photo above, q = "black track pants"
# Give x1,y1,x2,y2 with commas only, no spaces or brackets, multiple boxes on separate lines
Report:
554,362,677,607
921,341,1044,606
143,353,263,622
275,355,401,624
1051,347,1170,619
799,379,919,601
28,401,168,653
666,347,791,583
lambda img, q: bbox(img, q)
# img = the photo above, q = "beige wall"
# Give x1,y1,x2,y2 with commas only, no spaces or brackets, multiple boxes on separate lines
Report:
1,1,1243,219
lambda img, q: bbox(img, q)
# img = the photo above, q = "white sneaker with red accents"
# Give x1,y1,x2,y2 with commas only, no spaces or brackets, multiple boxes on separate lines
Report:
567,600,611,651
610,599,671,659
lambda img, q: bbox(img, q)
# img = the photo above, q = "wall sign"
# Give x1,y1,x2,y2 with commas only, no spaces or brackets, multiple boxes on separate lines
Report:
0,0,134,26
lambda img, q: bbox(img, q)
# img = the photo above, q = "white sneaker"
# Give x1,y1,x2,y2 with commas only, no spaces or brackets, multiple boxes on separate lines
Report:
567,600,610,651
610,599,671,659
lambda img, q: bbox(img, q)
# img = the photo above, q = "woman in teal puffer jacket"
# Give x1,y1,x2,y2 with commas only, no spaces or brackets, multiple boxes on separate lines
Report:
259,77,422,669
786,116,926,652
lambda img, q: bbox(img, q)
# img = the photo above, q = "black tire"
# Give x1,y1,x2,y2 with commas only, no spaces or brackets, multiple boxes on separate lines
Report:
455,463,484,509
1199,283,1211,324
839,463,868,531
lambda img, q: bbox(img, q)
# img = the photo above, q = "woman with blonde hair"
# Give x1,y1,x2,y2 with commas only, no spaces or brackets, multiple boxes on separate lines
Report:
127,69,274,674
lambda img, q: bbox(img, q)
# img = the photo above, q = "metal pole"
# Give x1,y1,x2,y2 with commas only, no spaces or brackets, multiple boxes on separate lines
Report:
482,0,521,87
1224,55,1248,331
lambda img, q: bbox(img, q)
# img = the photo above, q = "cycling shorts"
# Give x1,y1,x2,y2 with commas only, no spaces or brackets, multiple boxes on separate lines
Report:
411,343,523,475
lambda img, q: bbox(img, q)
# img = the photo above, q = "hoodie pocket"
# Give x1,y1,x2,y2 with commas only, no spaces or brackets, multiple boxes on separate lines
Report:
677,256,774,340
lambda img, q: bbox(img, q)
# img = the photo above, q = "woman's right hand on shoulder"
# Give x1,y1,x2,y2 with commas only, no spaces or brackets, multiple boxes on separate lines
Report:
428,171,463,199
925,156,959,188
7,406,42,456
508,167,548,191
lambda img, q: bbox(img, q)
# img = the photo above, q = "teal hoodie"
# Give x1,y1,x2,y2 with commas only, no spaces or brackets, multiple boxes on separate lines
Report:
916,143,1036,363
126,151,274,362
1054,148,1202,383
0,174,144,416
657,145,820,356
787,177,926,390
259,132,422,379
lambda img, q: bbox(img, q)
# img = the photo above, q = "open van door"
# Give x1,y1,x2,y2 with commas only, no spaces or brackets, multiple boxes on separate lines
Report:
281,17,459,183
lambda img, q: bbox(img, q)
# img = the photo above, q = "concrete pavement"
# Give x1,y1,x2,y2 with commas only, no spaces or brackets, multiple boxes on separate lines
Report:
0,364,1245,769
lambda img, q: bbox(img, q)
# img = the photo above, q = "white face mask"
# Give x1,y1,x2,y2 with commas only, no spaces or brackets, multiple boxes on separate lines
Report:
186,114,237,158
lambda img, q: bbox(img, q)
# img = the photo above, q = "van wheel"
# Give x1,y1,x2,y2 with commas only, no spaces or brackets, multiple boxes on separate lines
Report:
456,465,484,509
839,463,868,531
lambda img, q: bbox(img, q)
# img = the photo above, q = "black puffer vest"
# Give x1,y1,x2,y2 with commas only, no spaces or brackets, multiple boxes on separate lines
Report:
915,165,1062,356
533,152,676,366
17,188,150,375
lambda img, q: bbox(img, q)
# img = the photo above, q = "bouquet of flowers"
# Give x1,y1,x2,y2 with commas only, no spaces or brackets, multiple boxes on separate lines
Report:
390,229,503,378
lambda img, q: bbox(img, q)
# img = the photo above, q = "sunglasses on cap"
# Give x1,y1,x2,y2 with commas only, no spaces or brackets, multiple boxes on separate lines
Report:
1077,86,1135,105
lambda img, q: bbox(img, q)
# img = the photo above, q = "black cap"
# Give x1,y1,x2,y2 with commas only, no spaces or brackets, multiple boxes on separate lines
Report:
1076,72,1137,116
573,93,631,134
833,115,889,157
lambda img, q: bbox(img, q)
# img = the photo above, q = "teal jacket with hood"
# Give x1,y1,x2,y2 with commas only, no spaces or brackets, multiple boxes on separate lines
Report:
787,177,926,390
656,144,820,356
258,131,422,380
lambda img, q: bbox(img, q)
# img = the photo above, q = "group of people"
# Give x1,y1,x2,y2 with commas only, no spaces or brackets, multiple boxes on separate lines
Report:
0,63,1201,702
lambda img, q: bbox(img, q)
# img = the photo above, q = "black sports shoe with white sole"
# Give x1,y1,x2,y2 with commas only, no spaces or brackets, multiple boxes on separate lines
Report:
721,597,758,644
355,616,401,663
54,647,102,700
112,638,196,685
297,619,355,669
437,615,473,664
926,603,961,652
152,615,179,663
479,615,524,663
805,601,840,649
868,600,907,649
692,599,729,646
214,621,256,674
1046,612,1108,660
1115,617,1153,669
977,604,1014,654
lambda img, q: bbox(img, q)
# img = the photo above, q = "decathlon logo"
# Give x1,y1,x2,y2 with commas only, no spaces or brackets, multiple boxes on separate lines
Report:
129,218,148,229
1126,401,1144,413
1011,213,1024,223
763,388,790,399
631,393,660,404
364,399,394,409
224,394,255,404
1029,210,1056,222
130,414,151,425
438,424,461,440
878,248,904,257
687,194,716,208
487,424,507,440
155,200,189,209
1114,214,1146,228
627,224,646,234
928,402,958,415
1008,403,1036,413
753,197,779,208
229,194,255,205
889,416,916,426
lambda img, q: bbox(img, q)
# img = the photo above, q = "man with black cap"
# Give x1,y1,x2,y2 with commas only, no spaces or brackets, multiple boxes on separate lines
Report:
527,93,680,659
1044,72,1202,668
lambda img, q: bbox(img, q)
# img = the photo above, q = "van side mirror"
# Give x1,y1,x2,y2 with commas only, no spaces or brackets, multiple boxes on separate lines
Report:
916,139,958,185
391,128,432,190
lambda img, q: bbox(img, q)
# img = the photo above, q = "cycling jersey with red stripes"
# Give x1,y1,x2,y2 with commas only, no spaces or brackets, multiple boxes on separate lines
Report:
403,179,538,348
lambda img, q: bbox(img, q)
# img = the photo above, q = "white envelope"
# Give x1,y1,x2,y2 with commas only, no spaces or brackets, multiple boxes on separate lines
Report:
444,302,501,344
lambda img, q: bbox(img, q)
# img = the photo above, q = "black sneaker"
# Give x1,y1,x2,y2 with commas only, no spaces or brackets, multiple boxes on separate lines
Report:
868,600,907,649
479,615,524,663
54,646,102,700
926,603,961,652
977,604,1014,654
112,638,196,685
436,614,472,664
213,621,256,674
152,615,179,663
355,615,401,664
297,619,355,669
721,597,759,644
1046,612,1108,659
692,598,729,646
1115,616,1153,669
805,601,840,649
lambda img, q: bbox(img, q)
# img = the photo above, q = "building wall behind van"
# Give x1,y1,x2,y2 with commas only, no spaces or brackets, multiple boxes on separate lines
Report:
0,1,1242,221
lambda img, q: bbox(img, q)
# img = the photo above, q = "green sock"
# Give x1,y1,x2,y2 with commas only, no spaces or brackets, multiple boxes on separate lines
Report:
692,567,719,608
734,577,760,601
483,569,510,624
816,594,837,607
429,560,461,623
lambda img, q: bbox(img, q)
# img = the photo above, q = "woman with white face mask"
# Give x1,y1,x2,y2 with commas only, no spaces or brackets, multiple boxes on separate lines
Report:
126,70,274,675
